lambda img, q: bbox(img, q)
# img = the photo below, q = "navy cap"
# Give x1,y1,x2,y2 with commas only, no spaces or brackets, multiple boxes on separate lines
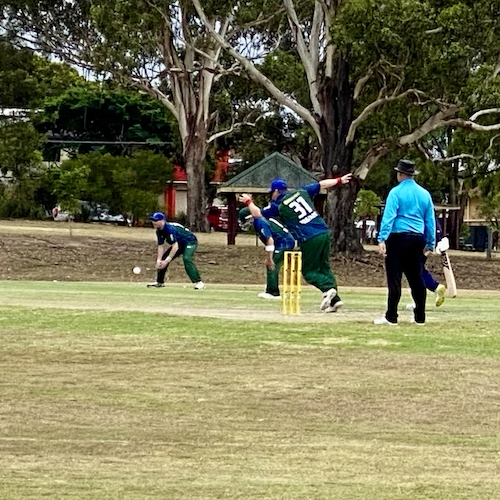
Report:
150,212,165,221
269,178,287,192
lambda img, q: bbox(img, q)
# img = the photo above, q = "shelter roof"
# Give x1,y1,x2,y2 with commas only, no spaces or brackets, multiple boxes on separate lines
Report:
218,152,318,194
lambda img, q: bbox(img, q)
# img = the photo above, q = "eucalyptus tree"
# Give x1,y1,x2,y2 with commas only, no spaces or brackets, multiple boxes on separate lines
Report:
192,0,500,253
413,61,500,240
1,1,245,231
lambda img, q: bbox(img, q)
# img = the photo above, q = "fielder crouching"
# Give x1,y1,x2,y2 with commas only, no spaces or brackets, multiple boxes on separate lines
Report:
148,212,205,290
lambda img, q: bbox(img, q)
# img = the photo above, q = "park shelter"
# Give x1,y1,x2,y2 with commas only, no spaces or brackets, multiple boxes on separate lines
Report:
217,152,320,244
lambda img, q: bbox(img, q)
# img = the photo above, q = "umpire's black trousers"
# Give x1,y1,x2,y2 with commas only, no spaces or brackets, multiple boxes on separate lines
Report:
385,232,426,324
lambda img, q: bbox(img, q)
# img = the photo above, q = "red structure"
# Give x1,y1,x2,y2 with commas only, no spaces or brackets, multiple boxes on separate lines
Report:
213,150,230,182
163,150,231,218
164,184,176,219
172,164,187,181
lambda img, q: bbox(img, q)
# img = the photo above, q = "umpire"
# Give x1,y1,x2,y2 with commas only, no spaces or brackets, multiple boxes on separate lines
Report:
375,159,436,325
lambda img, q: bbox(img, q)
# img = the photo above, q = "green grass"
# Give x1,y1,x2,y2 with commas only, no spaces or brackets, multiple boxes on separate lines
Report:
1,281,500,499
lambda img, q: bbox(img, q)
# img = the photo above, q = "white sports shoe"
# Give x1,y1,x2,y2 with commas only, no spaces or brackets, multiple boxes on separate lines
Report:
258,292,281,300
320,288,337,311
324,298,343,313
435,284,446,307
194,281,205,290
373,316,398,325
406,303,416,311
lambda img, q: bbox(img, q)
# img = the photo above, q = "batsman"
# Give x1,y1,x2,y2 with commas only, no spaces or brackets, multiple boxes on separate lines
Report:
239,173,352,312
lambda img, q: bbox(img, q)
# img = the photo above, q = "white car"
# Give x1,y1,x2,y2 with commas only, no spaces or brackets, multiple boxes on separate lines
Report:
51,206,73,222
355,220,377,240
91,211,131,226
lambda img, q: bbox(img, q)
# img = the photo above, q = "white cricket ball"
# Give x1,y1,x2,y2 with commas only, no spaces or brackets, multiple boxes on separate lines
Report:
132,266,141,275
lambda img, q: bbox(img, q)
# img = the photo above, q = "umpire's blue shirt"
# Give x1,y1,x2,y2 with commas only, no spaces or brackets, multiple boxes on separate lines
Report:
378,178,436,249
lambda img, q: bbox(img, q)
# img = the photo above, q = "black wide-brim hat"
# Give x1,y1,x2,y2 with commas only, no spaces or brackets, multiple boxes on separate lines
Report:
394,159,419,176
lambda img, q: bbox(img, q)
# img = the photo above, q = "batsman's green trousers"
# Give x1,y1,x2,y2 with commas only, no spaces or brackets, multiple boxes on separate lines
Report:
300,232,337,292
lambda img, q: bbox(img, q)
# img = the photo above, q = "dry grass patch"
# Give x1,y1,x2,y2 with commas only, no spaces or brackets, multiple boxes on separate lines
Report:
1,323,499,499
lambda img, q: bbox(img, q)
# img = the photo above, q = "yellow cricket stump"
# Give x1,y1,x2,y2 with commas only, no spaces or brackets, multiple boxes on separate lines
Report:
282,251,302,315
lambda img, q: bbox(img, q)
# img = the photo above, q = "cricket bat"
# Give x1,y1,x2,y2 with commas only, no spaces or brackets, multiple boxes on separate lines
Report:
441,250,457,298
436,237,457,298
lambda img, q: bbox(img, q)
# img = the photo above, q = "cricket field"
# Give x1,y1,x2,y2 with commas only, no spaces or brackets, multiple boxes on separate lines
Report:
1,280,499,499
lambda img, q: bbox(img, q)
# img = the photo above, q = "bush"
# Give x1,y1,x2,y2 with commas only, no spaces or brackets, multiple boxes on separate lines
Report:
0,181,47,219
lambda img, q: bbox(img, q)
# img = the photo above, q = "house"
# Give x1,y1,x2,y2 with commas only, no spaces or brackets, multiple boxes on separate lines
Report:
461,193,492,251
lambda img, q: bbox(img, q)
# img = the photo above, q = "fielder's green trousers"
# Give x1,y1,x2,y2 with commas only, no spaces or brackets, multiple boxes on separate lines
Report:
266,249,286,296
300,232,337,293
158,242,201,284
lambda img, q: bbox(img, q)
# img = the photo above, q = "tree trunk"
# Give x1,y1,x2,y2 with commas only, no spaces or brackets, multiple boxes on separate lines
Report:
184,128,208,232
325,181,363,254
317,56,363,255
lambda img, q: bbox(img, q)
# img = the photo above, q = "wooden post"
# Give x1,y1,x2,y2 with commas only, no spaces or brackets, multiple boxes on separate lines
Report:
227,194,237,245
441,210,447,238
453,209,460,250
486,226,492,260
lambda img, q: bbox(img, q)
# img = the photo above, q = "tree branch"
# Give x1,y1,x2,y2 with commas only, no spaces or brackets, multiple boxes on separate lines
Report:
353,65,376,101
470,108,500,121
493,53,500,79
356,104,500,179
354,105,460,179
432,134,500,164
134,81,179,121
415,140,432,161
354,141,392,180
191,0,321,141
346,88,428,144
443,117,500,133
207,113,269,144
397,105,459,145
283,0,321,114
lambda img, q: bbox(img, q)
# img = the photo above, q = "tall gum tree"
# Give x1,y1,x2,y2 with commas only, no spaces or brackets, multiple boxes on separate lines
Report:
192,0,500,254
1,0,241,230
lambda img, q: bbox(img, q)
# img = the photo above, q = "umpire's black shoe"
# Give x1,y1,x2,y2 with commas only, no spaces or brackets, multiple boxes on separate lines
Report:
147,282,165,288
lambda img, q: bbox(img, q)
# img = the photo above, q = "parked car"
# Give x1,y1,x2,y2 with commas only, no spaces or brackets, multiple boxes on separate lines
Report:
52,202,131,225
206,206,228,231
51,206,73,222
91,209,131,226
355,219,377,243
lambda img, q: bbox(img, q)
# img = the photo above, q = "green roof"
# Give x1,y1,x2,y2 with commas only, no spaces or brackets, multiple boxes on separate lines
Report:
218,152,318,194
